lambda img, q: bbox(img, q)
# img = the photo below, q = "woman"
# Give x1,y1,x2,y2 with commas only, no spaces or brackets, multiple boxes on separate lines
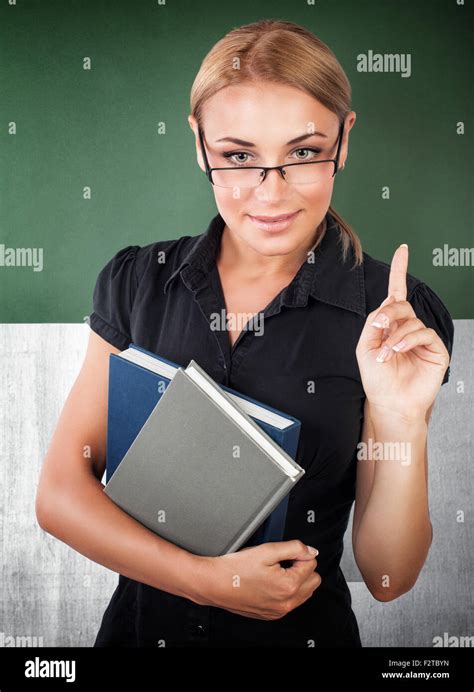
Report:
36,19,454,648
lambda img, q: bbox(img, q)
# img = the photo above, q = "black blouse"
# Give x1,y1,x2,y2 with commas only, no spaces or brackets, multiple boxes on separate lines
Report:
90,210,454,648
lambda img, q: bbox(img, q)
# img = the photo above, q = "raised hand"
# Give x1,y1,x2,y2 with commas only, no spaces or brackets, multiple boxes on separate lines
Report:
355,244,450,422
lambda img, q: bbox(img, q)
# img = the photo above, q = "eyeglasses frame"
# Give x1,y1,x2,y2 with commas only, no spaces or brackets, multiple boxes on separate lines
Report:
197,119,345,187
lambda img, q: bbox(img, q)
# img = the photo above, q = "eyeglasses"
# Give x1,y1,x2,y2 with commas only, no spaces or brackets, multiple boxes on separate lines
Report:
197,120,345,189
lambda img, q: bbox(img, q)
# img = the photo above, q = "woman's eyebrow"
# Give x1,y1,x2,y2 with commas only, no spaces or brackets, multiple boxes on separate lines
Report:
214,131,328,146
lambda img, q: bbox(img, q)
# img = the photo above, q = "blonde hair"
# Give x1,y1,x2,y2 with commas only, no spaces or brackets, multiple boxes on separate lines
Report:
190,19,363,268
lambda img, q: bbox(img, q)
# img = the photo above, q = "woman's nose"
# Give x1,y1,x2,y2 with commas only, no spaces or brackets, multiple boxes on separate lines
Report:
254,168,288,202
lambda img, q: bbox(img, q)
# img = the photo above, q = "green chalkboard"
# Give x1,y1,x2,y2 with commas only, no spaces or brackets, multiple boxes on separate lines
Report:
1,0,472,320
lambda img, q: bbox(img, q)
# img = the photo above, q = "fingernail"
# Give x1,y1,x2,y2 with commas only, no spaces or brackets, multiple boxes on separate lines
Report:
400,243,408,248
371,313,390,329
392,340,407,352
376,345,391,362
306,545,318,556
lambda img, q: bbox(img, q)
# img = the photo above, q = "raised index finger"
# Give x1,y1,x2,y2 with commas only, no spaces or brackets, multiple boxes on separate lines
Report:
388,243,409,302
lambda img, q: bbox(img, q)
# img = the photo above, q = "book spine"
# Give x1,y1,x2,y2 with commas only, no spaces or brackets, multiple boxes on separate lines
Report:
224,477,295,554
220,383,299,428
285,424,301,460
184,363,303,477
129,343,300,431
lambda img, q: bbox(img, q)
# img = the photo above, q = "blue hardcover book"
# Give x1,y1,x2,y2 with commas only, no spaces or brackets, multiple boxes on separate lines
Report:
106,343,301,548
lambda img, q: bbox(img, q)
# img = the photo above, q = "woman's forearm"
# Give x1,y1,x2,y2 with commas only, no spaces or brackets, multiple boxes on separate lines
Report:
353,413,432,599
36,466,211,605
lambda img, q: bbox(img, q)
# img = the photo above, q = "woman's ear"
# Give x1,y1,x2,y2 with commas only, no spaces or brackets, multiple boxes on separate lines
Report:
340,111,356,169
187,114,197,133
346,111,357,132
188,115,206,172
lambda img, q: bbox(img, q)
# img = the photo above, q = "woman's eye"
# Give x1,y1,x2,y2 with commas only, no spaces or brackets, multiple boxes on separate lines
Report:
222,147,323,166
223,152,251,166
293,147,322,160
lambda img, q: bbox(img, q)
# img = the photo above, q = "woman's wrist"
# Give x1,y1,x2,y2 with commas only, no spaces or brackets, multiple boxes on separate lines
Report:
180,553,220,606
369,405,428,439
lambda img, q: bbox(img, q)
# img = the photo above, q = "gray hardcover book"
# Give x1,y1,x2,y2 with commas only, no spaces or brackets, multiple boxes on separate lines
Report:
104,359,305,556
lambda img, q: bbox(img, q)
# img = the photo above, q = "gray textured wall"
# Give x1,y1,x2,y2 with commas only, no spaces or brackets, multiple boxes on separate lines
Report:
0,322,471,647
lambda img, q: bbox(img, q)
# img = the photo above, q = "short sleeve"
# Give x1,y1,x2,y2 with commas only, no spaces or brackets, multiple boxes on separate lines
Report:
89,245,141,350
408,282,454,385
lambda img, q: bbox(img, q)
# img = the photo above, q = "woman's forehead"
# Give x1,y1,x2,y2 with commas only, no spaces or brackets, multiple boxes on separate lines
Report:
204,82,333,118
202,89,337,144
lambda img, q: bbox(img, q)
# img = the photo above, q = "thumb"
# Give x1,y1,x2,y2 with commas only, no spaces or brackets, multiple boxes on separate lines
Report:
262,539,318,565
380,294,396,308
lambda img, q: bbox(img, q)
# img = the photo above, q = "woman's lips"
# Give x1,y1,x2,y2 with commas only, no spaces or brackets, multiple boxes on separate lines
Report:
248,210,301,232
